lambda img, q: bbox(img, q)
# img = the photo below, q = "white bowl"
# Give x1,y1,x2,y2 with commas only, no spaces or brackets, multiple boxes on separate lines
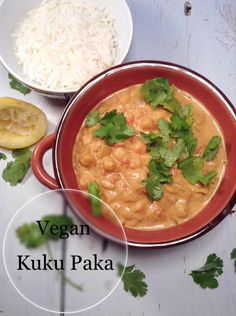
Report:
0,0,133,97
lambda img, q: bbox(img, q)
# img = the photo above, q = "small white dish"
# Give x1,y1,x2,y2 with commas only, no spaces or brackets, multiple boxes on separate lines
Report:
0,0,133,97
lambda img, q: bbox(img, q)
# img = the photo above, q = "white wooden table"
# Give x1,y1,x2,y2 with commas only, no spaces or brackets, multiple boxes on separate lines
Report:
1,1,236,315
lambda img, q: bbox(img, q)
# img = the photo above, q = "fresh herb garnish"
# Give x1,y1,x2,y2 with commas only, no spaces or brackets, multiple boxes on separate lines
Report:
143,159,172,201
178,157,217,185
93,110,135,145
189,254,223,289
2,148,32,186
88,181,102,216
117,263,148,297
140,77,176,111
231,248,236,260
0,153,7,160
16,215,73,248
8,73,31,95
158,119,171,143
202,136,222,161
85,111,101,127
231,248,236,273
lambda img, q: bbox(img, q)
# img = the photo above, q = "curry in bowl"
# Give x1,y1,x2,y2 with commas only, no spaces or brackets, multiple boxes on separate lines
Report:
72,77,227,230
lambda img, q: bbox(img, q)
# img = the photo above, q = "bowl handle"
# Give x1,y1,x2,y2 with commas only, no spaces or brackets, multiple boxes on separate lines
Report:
31,134,60,190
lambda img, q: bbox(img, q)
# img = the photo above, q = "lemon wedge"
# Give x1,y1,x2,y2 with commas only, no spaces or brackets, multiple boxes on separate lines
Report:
0,97,48,149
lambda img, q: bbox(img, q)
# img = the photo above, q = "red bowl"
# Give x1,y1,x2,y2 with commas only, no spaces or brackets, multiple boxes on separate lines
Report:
32,61,236,247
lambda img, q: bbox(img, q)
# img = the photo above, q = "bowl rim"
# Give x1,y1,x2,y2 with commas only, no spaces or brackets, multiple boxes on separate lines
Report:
53,60,236,247
0,0,133,96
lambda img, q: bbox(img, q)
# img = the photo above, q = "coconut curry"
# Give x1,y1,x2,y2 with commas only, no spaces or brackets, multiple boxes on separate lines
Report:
72,77,227,230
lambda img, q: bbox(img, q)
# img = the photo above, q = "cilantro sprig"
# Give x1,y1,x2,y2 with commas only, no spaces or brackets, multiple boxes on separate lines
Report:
88,181,102,216
117,263,148,297
178,157,217,185
203,136,222,161
143,159,172,201
85,111,101,127
231,248,236,273
8,73,31,95
16,215,73,248
189,254,223,289
92,110,135,145
2,148,32,186
140,77,221,191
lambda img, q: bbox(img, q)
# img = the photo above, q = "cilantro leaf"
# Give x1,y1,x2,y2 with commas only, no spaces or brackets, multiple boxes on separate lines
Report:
170,113,189,137
183,131,197,156
140,77,184,115
162,138,185,167
181,104,193,126
41,215,73,240
16,223,46,248
158,119,171,143
85,111,101,127
143,135,185,167
143,159,172,201
202,136,222,161
178,157,217,185
140,77,173,108
140,132,159,145
88,181,102,216
148,159,173,183
93,110,135,145
8,73,31,95
144,174,163,201
0,153,7,160
189,254,223,289
230,248,236,260
2,148,32,186
16,215,74,248
117,263,148,297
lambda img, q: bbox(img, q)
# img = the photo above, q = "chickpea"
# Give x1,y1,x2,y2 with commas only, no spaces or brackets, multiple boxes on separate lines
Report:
132,140,146,154
78,149,94,167
169,199,188,219
101,179,114,189
97,145,111,158
132,200,146,212
102,156,116,172
139,117,156,130
113,147,127,161
129,154,141,169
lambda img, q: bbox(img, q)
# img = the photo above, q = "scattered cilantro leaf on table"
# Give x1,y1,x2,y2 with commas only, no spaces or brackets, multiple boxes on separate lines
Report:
8,73,31,95
202,136,222,161
231,248,236,260
0,153,7,160
16,215,73,248
230,248,236,273
2,148,32,186
93,110,135,145
189,253,223,289
88,181,102,216
85,111,101,127
178,157,217,185
117,263,148,297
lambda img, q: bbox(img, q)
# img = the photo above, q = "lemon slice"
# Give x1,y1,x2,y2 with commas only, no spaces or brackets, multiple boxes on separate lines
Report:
0,97,48,149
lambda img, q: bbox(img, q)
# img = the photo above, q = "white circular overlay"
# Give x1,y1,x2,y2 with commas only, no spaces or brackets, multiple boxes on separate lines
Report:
3,189,128,313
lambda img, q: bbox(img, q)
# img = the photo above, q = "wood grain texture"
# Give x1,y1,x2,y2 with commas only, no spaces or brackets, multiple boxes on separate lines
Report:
0,0,235,315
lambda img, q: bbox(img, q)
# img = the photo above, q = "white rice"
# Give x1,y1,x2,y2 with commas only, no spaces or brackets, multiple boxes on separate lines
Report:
13,0,117,91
